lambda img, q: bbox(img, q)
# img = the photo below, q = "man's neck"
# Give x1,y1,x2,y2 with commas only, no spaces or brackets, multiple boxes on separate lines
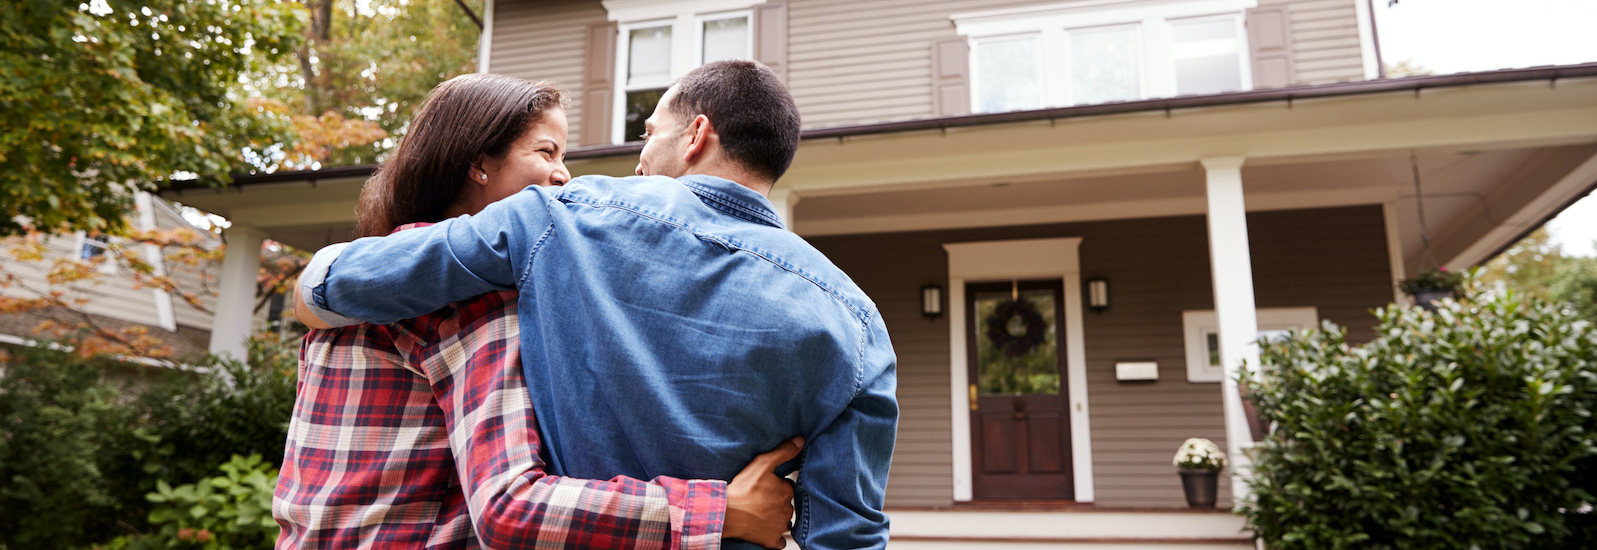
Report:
681,165,773,197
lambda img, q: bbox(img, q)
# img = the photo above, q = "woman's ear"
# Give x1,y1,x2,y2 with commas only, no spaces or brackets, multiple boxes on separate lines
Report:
470,155,491,185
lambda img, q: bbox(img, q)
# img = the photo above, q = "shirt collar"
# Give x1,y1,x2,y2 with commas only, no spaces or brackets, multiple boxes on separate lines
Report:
677,174,785,229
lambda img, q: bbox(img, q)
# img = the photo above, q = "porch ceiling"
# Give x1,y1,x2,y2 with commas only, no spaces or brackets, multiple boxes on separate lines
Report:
793,142,1597,277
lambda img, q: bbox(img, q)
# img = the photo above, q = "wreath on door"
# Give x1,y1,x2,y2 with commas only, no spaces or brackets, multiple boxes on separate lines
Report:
984,299,1048,357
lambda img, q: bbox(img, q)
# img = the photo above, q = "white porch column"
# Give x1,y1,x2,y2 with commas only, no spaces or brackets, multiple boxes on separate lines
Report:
1200,156,1261,506
208,225,266,360
768,188,801,231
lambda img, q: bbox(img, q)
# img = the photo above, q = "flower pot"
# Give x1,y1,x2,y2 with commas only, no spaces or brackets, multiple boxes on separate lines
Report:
1179,469,1219,508
1411,288,1455,311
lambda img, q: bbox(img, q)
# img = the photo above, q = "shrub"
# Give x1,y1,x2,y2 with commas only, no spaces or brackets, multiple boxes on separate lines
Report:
1241,281,1597,549
102,454,281,550
0,336,297,550
0,345,129,549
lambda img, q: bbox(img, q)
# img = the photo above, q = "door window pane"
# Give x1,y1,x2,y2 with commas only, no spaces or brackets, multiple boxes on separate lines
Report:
974,35,1042,113
1069,26,1141,105
1171,17,1243,96
627,25,672,88
974,288,1061,396
701,16,749,64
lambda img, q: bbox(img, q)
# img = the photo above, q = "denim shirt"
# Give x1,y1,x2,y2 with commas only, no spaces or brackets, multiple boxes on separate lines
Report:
301,174,897,550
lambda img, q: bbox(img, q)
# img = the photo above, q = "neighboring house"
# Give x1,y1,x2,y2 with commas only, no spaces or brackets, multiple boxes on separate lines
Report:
0,193,222,369
165,0,1597,547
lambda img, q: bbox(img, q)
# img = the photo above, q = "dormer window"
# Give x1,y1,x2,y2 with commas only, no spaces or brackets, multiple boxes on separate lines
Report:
954,0,1255,114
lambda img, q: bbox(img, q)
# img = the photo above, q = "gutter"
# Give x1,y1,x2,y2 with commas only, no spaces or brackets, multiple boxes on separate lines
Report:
208,62,1597,188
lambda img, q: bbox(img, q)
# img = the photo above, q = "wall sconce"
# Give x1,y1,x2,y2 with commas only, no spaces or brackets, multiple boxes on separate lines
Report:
1087,277,1110,312
921,284,944,318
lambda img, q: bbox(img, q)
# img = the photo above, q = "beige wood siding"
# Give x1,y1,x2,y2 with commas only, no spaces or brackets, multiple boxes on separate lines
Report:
787,0,1038,129
0,234,163,330
489,0,606,145
1262,0,1366,85
807,204,1393,508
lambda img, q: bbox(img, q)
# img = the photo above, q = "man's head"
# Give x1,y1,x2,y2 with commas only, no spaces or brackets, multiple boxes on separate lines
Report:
635,60,801,192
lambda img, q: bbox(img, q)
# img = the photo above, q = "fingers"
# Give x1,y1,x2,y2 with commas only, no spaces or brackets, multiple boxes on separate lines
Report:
749,436,805,474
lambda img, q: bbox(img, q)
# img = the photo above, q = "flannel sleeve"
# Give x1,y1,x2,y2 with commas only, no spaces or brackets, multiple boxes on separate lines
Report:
306,186,554,326
410,301,727,550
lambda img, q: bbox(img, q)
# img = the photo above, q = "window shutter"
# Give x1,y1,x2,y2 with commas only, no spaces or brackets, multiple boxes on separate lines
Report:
931,37,970,116
1246,7,1294,89
753,1,788,83
581,21,618,146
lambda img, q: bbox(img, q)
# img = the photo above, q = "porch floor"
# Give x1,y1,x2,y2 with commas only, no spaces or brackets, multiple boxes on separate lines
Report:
887,507,1252,549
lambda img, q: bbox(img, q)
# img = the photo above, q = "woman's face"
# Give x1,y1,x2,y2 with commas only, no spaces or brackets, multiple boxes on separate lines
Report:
477,108,571,206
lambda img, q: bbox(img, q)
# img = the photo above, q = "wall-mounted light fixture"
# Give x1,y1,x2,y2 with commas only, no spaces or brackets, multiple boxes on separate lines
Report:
921,284,944,318
1087,277,1110,312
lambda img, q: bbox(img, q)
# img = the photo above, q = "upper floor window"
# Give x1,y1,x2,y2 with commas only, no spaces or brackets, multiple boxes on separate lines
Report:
954,0,1254,113
613,1,755,143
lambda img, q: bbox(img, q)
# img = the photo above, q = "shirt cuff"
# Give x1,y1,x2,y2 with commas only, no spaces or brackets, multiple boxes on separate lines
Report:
669,478,728,550
300,242,363,328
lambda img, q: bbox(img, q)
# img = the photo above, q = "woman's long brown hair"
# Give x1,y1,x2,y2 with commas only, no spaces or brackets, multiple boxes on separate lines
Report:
354,74,566,237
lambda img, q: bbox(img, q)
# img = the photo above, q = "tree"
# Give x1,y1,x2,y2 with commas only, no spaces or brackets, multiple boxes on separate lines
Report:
247,0,482,170
1482,227,1597,323
0,1,306,238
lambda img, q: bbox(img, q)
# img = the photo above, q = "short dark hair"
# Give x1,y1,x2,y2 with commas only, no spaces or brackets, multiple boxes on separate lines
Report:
355,74,566,237
668,60,801,182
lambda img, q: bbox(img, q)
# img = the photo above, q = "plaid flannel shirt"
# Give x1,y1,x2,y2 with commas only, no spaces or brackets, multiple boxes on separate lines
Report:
274,286,727,549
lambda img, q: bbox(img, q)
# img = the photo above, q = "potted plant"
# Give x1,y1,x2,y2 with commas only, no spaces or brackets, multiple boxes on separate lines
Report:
1398,267,1464,309
1173,437,1226,508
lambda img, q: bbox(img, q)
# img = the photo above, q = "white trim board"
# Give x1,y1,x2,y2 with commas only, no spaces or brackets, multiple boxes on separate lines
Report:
477,0,495,73
944,237,1093,503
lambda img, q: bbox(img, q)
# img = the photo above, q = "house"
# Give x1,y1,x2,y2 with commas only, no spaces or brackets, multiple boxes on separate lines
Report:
163,0,1597,546
0,193,222,372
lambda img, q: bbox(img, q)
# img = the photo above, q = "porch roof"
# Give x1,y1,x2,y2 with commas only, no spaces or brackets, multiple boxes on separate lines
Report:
162,63,1597,273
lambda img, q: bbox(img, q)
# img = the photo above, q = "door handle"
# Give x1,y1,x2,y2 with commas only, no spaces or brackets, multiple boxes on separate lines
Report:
969,385,978,411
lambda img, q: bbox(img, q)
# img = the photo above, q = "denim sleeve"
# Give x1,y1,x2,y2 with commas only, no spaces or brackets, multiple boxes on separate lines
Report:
794,315,898,550
312,187,554,325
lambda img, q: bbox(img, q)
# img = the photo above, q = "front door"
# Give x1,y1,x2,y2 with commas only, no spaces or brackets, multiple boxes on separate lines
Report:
967,280,1074,500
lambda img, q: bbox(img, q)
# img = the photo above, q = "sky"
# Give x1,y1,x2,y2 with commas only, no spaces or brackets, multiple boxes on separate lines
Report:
1373,0,1597,257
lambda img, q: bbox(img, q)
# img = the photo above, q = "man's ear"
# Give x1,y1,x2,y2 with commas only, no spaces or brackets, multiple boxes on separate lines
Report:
683,114,712,165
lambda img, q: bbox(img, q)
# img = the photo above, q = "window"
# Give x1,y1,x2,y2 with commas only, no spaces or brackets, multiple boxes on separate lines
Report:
953,0,1255,113
972,34,1042,113
1170,15,1247,96
1182,307,1318,383
1067,25,1142,105
614,6,753,143
79,233,110,260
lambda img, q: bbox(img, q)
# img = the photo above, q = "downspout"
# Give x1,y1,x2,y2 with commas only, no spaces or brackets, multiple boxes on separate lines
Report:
1367,0,1386,78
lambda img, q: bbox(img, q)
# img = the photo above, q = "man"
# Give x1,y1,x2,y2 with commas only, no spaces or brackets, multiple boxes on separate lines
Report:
296,60,897,550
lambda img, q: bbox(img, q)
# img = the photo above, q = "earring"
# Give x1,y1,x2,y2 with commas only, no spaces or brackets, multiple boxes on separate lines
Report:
481,173,488,181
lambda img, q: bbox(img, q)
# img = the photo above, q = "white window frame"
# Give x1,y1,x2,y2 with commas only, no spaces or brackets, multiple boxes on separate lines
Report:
608,0,758,144
969,32,1045,114
953,0,1258,113
1182,306,1318,383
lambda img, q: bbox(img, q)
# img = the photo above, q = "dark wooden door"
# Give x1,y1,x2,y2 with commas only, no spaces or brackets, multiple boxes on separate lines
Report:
968,280,1074,500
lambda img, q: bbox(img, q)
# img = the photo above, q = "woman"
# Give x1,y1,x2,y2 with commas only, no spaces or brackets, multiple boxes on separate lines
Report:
276,74,797,550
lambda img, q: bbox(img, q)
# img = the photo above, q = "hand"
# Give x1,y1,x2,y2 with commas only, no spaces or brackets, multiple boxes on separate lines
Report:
724,436,804,549
292,274,333,330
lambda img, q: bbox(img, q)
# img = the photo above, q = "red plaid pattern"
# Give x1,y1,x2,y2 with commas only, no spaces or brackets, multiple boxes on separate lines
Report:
274,288,726,549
